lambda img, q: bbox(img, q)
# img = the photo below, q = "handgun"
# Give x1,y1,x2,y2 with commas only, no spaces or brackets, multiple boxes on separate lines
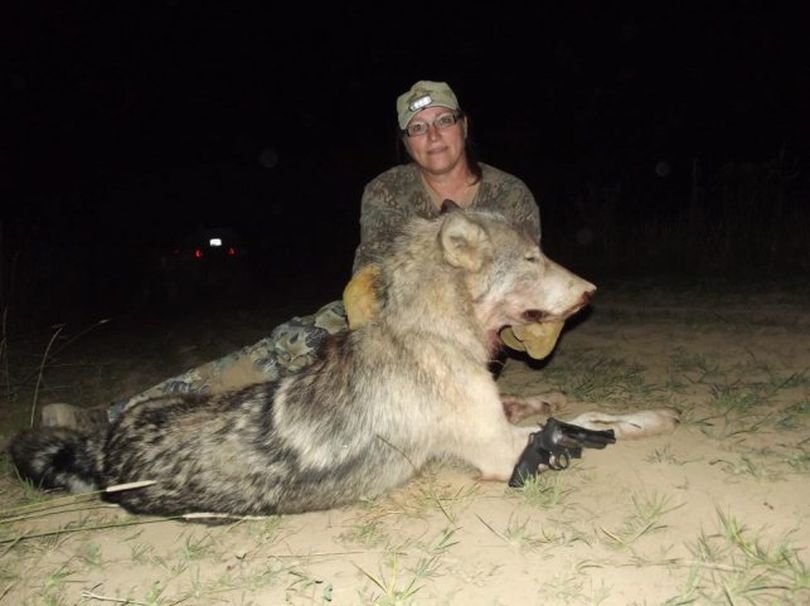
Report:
508,417,616,488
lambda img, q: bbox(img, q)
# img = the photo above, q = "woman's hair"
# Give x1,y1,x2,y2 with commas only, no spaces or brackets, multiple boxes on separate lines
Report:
396,112,482,184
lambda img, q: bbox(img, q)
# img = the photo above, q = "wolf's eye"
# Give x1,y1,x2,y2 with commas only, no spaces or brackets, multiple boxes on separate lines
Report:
524,254,539,263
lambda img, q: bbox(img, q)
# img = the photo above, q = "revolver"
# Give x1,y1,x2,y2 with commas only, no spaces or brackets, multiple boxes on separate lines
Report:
508,417,616,488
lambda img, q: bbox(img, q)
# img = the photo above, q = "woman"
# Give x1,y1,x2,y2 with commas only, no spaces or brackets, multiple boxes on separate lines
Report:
353,80,540,272
43,80,544,430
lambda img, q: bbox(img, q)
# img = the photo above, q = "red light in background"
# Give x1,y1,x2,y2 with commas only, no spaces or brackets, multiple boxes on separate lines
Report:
227,247,237,256
194,248,203,259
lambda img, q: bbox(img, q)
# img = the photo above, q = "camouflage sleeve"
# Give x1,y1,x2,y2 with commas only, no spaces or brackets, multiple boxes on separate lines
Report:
351,179,409,274
515,185,541,244
488,173,541,243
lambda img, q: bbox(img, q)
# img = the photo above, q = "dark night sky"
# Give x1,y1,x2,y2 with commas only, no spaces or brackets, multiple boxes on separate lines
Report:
2,2,808,315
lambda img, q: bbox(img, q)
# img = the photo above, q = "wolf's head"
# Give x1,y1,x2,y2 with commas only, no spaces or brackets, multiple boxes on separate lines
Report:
377,209,594,359
436,209,596,342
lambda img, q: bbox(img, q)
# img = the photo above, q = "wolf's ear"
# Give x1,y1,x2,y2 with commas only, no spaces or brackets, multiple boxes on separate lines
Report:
439,212,492,271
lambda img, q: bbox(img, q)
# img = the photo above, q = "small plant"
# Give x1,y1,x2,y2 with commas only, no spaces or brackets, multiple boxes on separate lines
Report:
500,516,549,552
776,398,810,430
709,454,782,480
356,556,423,605
178,533,216,562
37,564,75,606
671,350,721,380
599,490,681,549
671,508,810,604
541,349,660,405
538,569,613,605
338,518,390,549
477,513,547,552
77,541,103,569
786,448,810,473
286,570,333,604
709,382,762,414
515,470,574,510
645,444,686,465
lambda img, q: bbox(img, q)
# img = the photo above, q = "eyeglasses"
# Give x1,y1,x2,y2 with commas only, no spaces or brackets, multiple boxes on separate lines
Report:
401,111,462,137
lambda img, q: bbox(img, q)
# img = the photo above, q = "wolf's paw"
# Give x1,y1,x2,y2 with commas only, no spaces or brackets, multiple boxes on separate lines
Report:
500,391,567,423
565,407,680,440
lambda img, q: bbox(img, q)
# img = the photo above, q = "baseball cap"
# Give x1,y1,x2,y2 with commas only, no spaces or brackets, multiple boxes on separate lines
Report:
396,80,460,130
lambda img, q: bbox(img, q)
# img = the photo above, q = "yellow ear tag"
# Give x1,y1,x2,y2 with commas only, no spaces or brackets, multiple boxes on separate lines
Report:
343,264,382,330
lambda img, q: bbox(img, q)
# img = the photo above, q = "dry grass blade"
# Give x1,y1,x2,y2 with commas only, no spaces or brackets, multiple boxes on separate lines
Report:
475,513,507,542
0,480,157,520
29,324,64,427
0,515,191,545
1,503,115,525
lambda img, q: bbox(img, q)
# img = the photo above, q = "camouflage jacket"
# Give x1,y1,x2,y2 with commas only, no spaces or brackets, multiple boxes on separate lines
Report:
352,162,541,273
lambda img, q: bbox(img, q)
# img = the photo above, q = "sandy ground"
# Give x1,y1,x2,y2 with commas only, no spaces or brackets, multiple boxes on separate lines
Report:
2,283,809,605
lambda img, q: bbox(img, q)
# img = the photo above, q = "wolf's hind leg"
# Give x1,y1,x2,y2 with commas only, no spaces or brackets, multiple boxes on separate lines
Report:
564,408,680,440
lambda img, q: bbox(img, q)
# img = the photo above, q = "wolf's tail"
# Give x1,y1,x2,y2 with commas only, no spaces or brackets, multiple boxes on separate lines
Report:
9,428,102,493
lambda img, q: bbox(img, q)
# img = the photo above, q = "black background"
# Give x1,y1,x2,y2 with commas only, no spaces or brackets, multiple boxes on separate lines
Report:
3,2,808,323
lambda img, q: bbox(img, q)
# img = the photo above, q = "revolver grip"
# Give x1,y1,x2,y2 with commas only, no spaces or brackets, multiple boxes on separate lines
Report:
508,434,550,488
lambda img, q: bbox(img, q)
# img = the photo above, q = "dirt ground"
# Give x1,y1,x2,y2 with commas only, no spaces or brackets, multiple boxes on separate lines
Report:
2,280,809,605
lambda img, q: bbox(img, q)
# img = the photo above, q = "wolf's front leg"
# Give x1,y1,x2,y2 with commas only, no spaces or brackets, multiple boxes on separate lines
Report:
499,391,566,423
564,408,680,439
456,423,537,482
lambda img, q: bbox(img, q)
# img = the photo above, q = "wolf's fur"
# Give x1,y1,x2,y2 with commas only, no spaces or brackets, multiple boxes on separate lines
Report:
10,209,678,516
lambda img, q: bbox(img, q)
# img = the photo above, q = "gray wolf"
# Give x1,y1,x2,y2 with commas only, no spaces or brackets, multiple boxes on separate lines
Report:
9,209,678,516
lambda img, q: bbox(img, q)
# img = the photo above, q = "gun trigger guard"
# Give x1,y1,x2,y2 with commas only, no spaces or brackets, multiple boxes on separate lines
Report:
548,450,570,470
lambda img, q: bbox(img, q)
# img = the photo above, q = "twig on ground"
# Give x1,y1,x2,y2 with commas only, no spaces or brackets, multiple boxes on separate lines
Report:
80,588,149,604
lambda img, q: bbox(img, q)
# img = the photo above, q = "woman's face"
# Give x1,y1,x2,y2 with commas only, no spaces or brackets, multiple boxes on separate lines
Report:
402,106,468,176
